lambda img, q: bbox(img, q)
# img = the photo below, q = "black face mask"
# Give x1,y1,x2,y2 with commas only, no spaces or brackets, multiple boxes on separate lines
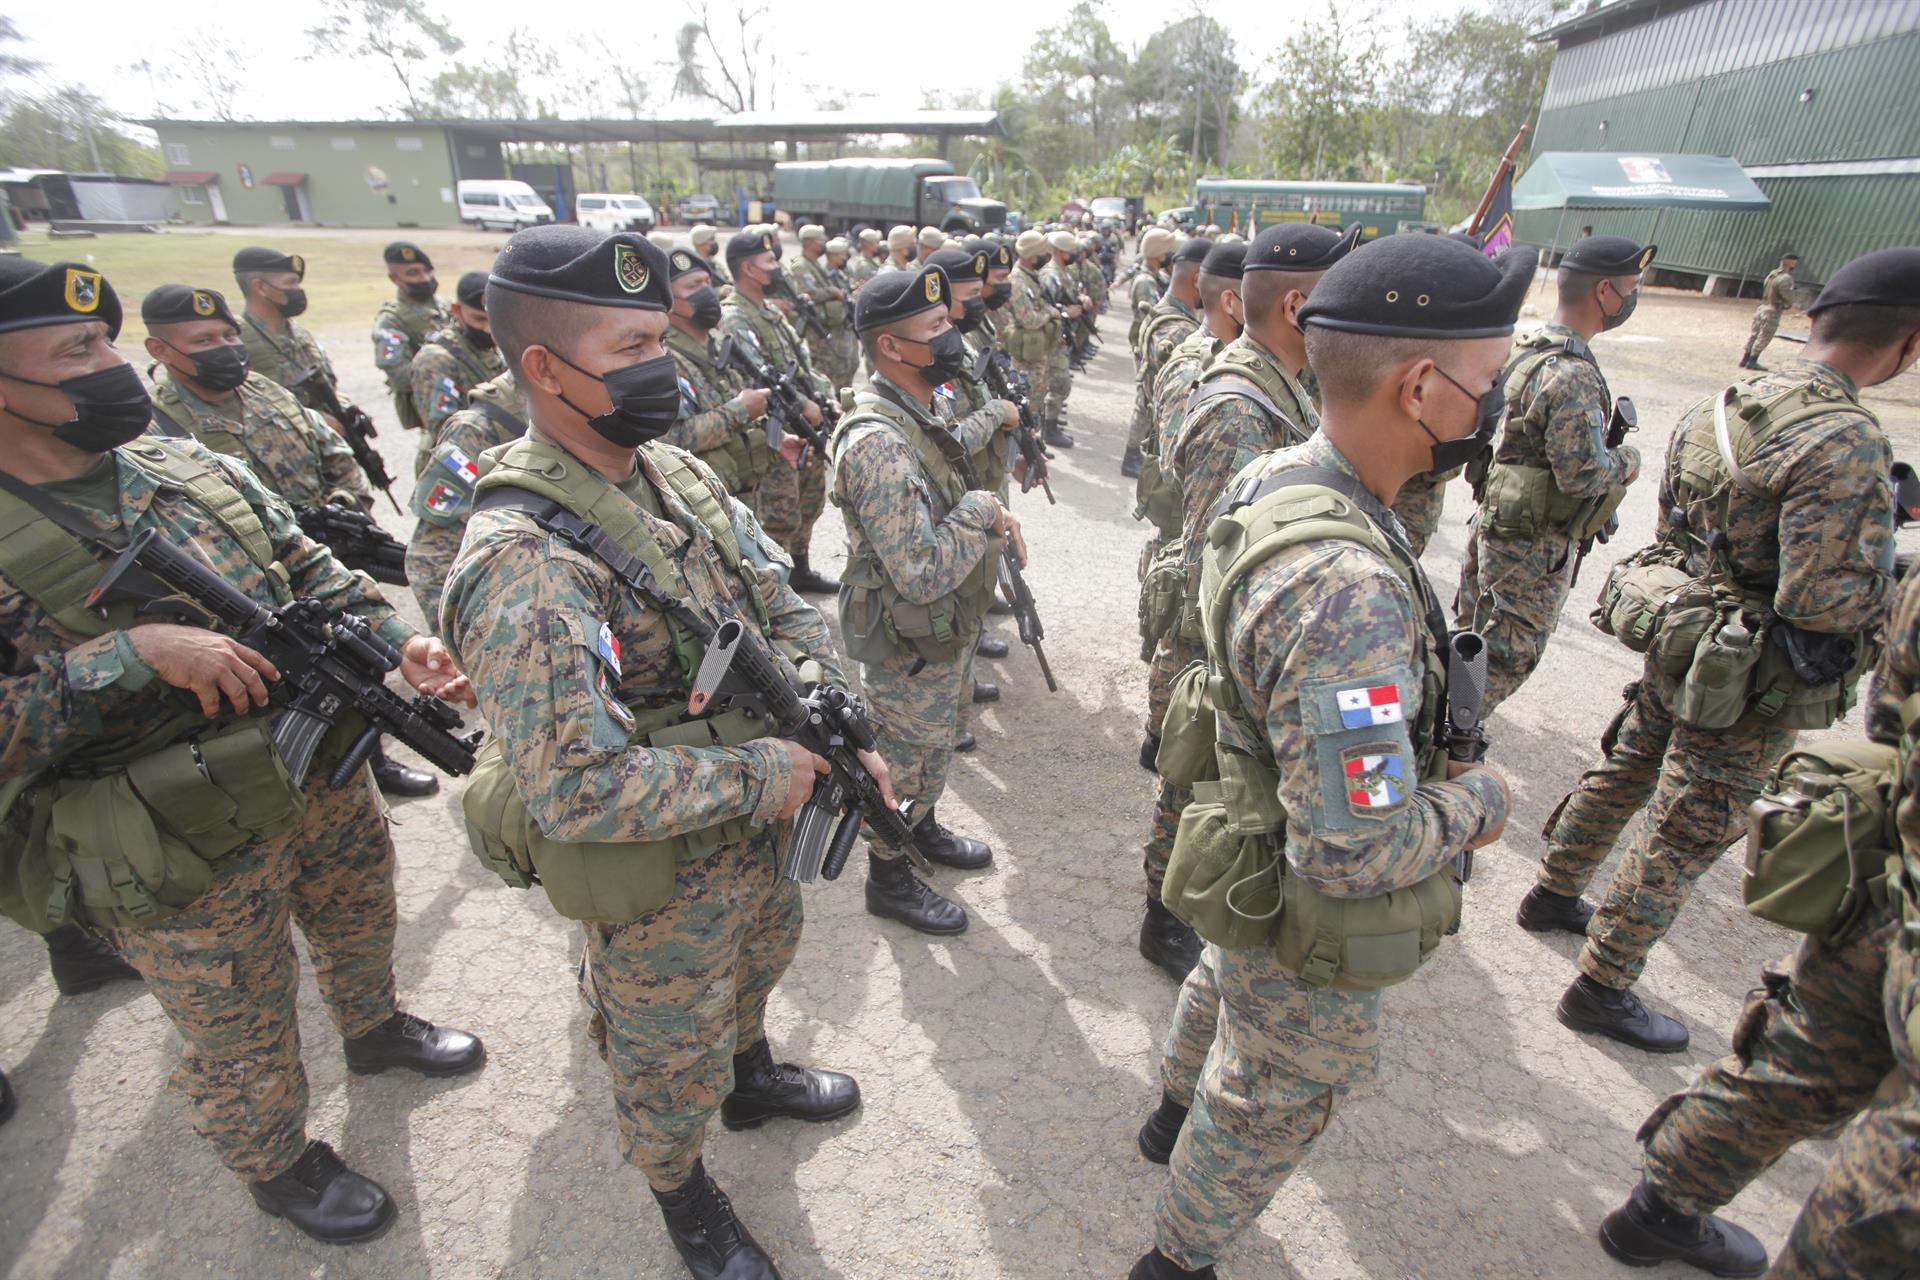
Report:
1599,282,1639,331
463,324,495,351
275,287,308,318
404,278,439,303
1421,366,1505,472
955,297,988,333
985,283,1012,311
2,361,154,451
552,349,681,448
175,340,251,392
899,327,969,383
687,285,724,330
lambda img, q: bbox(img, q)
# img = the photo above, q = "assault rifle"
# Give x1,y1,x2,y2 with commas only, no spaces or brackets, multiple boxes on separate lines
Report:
1568,395,1638,589
1443,630,1490,888
295,504,408,586
86,527,479,789
771,273,830,344
719,334,836,457
290,370,402,514
973,348,1054,504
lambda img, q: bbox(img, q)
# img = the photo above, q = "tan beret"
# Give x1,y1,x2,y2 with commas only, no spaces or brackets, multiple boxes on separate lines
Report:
858,227,883,245
1139,227,1175,259
1048,230,1080,254
647,230,678,250
1015,229,1049,259
689,223,718,246
824,236,850,254
888,224,915,251
918,226,946,250
798,223,826,241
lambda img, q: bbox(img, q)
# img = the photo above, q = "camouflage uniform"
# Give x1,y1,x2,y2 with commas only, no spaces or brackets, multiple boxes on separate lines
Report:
719,292,831,565
1388,467,1456,557
1154,433,1508,1271
442,440,835,1191
241,314,355,418
1742,267,1797,365
407,323,506,476
1039,258,1080,428
1141,328,1222,738
371,291,448,433
1537,359,1895,991
665,324,772,504
406,370,526,627
0,437,416,1182
1456,325,1639,713
1125,267,1170,454
845,253,881,289
785,252,857,393
1004,261,1059,413
151,371,373,512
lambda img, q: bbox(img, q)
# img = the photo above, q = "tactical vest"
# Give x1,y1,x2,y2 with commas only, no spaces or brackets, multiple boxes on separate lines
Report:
1133,330,1216,538
1472,332,1625,541
1159,464,1461,989
159,376,325,491
676,334,774,495
831,395,1000,664
0,440,307,932
460,435,785,922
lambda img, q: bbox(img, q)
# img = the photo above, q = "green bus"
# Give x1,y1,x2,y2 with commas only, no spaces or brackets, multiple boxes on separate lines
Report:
1195,179,1431,239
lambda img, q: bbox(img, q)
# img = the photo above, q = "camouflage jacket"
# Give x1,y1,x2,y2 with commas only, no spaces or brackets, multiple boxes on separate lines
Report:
1006,263,1060,345
152,370,372,511
1761,268,1797,312
1214,432,1507,1082
1077,259,1108,308
443,439,838,845
846,254,882,288
1040,260,1081,314
409,324,506,438
719,292,832,403
1492,324,1639,503
1127,269,1167,350
785,253,849,331
0,437,410,782
241,314,354,414
665,324,756,458
1151,328,1223,464
1140,298,1201,389
372,291,449,430
413,371,527,531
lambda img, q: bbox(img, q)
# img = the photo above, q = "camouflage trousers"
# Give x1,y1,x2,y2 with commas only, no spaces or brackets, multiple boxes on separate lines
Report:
1537,671,1797,988
1391,466,1460,557
1159,948,1220,1102
1744,306,1782,363
1126,362,1152,452
1012,357,1051,426
1639,906,1899,1217
1767,937,1920,1278
1455,525,1576,715
1145,634,1199,743
860,635,977,862
1046,343,1072,425
1154,942,1375,1270
111,769,398,1182
754,449,827,564
580,829,801,1190
407,519,463,635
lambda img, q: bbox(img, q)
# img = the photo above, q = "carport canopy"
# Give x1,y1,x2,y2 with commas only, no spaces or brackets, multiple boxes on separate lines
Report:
1514,152,1772,211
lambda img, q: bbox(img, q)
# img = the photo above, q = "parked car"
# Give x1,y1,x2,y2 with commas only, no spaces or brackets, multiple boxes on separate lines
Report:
576,192,655,233
457,180,554,231
674,193,722,223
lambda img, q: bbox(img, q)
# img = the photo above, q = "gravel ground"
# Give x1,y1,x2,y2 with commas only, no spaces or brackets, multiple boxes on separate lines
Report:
3,254,1917,1280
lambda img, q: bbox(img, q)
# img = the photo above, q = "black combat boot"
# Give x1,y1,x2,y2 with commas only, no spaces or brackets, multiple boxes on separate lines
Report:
1044,414,1075,449
1128,1248,1215,1279
1139,732,1160,773
248,1140,396,1245
44,923,142,996
1120,445,1143,479
720,1038,860,1131
0,1066,14,1126
865,850,968,935
972,680,1000,704
976,633,1009,659
1515,885,1595,935
1556,975,1689,1053
1139,897,1201,981
911,805,993,870
652,1162,783,1280
1136,1091,1189,1165
953,731,977,753
1598,1180,1767,1276
369,741,438,797
787,556,841,595
343,1011,486,1077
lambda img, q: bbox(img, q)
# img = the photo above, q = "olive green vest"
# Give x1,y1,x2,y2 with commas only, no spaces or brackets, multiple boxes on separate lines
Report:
459,436,783,922
1473,333,1624,541
1133,329,1218,538
670,329,773,494
155,376,324,489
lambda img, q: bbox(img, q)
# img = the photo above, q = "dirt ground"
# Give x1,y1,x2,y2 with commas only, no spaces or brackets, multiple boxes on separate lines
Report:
3,227,1918,1280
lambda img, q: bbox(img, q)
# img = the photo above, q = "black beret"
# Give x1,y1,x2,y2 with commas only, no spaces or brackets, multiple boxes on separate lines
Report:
488,225,670,311
1172,238,1212,266
0,257,123,340
726,230,778,267
455,270,489,308
1299,235,1538,340
854,265,951,334
1200,242,1247,279
962,236,990,256
384,241,432,269
1808,247,1920,314
924,246,986,283
1781,250,1801,260
140,283,238,331
988,244,1013,271
667,247,711,281
1244,223,1362,273
231,246,304,278
1561,235,1655,276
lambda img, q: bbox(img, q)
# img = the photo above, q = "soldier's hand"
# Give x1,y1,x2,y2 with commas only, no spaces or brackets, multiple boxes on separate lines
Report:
857,747,898,810
128,622,279,718
775,740,831,819
400,634,477,707
799,398,824,428
994,502,1028,569
993,399,1020,431
738,388,772,418
1448,759,1511,849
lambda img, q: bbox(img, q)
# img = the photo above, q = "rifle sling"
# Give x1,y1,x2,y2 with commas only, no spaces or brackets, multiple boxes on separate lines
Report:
0,466,126,552
472,398,527,439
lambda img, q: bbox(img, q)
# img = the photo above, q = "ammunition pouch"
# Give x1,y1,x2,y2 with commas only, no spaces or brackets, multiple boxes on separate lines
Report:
1481,461,1627,542
1005,324,1051,365
698,424,774,496
1154,660,1221,786
1744,740,1898,942
837,548,995,666
1137,537,1189,659
1591,544,1698,657
1132,455,1183,539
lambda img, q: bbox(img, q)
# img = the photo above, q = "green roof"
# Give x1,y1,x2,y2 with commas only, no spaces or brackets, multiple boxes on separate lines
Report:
1514,152,1772,211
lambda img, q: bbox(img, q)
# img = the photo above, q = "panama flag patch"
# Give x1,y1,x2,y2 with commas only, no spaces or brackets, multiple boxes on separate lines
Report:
1345,753,1406,809
442,447,479,481
1336,683,1403,729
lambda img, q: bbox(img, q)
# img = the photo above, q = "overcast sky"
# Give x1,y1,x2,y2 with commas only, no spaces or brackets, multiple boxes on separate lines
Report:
8,0,1445,127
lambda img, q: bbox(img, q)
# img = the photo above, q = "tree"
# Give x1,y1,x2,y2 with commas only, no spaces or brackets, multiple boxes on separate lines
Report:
1021,1,1128,175
672,2,775,114
172,31,248,121
0,15,40,83
1132,12,1241,168
425,28,559,119
1262,9,1385,182
306,0,463,119
0,88,160,175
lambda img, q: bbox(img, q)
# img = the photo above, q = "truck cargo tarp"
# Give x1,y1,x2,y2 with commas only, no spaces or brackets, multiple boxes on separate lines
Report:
1514,153,1772,211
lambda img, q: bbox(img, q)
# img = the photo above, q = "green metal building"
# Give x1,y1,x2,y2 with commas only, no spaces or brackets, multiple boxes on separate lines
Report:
1523,0,1920,290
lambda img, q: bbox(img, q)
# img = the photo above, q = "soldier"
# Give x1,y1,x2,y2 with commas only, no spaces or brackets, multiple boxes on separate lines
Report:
831,265,1024,936
1132,238,1212,563
405,367,527,627
408,271,505,476
143,284,372,513
662,245,775,505
1740,250,1800,370
821,237,861,386
1131,233,1520,1280
234,247,348,416
688,223,731,289
1455,236,1650,715
1040,230,1089,450
719,229,840,595
1004,229,1061,433
785,224,856,393
1519,247,1904,1053
847,228,886,288
441,227,868,1280
1122,227,1177,478
370,240,447,434
0,256,483,1243
883,225,917,275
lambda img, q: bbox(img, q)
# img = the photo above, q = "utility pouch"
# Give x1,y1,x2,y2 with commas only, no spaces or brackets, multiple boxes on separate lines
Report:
1744,741,1898,942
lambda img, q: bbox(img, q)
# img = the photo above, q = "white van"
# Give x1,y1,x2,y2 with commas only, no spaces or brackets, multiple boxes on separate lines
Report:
577,193,656,233
457,180,554,231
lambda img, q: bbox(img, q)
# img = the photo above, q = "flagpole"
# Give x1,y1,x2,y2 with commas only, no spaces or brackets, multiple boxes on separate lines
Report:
1469,125,1531,237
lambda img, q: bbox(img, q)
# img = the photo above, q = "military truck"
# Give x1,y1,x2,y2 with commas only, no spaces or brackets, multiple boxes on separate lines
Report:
773,159,1006,237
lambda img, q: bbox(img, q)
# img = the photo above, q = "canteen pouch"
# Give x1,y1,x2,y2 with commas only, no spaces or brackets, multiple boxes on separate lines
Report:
837,554,902,665
1155,661,1222,787
1672,612,1765,729
1137,536,1188,659
1162,747,1287,952
1591,544,1695,655
1744,741,1898,942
